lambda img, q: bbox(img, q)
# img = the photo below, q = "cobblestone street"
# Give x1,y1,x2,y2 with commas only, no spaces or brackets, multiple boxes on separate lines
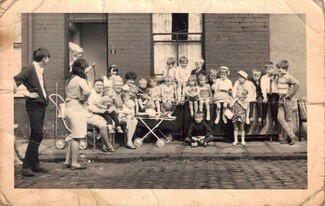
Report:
15,158,307,189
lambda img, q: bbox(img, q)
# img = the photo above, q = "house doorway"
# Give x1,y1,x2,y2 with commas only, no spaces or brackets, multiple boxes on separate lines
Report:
69,22,108,87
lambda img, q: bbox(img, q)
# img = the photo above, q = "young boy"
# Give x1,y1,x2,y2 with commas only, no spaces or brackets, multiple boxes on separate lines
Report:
275,60,300,145
249,68,263,125
185,111,213,147
261,62,279,127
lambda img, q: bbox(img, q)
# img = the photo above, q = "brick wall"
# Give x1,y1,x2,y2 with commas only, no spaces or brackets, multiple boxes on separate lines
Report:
15,14,67,139
107,14,152,81
204,14,269,82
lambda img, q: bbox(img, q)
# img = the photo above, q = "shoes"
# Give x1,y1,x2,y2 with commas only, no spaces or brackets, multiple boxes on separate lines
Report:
125,143,136,149
116,126,124,133
63,164,71,169
215,116,220,124
32,166,49,173
70,165,87,170
241,141,246,146
191,142,199,147
232,141,238,146
279,139,288,144
21,168,35,177
289,136,296,145
102,146,116,152
222,115,227,124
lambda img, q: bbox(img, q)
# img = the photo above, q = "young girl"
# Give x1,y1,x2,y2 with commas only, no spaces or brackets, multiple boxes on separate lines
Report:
185,75,199,117
147,77,161,115
160,75,175,118
212,66,233,124
198,75,212,121
230,89,249,146
232,70,256,124
103,64,121,88
175,56,192,102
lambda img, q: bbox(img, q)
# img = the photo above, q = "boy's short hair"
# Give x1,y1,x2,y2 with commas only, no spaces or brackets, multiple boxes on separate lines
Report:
210,67,218,74
198,74,207,81
33,48,50,62
194,111,204,118
166,57,176,65
195,58,205,63
179,56,188,64
252,68,262,74
264,61,273,69
276,60,289,70
188,75,197,84
125,71,137,81
139,78,147,85
94,75,104,84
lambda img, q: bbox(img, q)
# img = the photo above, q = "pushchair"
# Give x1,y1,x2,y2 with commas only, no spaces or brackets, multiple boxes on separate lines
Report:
49,94,97,150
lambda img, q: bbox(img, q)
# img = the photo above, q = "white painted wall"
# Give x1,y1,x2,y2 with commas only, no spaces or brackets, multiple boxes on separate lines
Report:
269,14,307,98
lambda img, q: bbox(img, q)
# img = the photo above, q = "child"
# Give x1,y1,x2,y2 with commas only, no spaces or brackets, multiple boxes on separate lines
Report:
275,60,300,145
175,56,192,102
197,74,212,121
137,78,149,112
191,58,207,78
261,62,279,127
185,111,213,147
121,91,136,124
230,89,249,146
212,66,233,124
249,68,263,125
103,64,122,88
232,70,256,124
97,87,124,134
185,75,199,117
68,42,93,74
147,77,161,115
208,67,218,85
162,57,177,80
160,75,175,118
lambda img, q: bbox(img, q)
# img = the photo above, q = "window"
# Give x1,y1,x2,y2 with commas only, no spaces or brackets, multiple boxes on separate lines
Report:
152,13,203,76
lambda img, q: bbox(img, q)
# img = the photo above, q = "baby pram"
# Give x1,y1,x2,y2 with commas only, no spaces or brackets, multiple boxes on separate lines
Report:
49,94,96,150
133,101,177,148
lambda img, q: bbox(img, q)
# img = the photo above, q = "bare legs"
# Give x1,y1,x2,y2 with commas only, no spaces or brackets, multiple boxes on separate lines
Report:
233,122,245,146
64,138,82,167
189,100,198,117
199,100,210,121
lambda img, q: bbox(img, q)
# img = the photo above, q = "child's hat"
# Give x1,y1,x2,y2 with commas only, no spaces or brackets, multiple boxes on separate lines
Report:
218,66,230,75
237,70,248,79
69,42,83,53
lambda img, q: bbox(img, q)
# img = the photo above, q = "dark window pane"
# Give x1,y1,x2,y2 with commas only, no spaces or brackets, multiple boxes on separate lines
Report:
172,13,188,40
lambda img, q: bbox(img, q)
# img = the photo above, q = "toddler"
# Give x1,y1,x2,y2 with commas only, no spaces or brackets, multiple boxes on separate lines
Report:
147,77,161,115
230,89,249,146
249,68,263,125
160,75,175,118
185,75,199,117
68,42,93,73
212,66,233,124
98,87,124,133
175,56,192,102
185,111,213,147
198,75,212,121
120,91,136,126
232,70,256,124
137,78,149,112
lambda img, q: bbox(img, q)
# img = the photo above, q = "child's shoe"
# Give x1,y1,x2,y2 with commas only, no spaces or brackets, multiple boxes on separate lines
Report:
241,141,246,146
232,141,238,146
249,117,254,122
116,126,124,133
107,125,115,134
215,116,220,124
222,115,227,124
191,142,198,147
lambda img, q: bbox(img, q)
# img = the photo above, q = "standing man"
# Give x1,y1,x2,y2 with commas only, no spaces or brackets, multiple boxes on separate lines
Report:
14,48,50,177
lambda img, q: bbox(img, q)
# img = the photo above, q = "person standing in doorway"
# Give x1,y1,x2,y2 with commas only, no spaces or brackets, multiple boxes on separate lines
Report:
14,48,51,177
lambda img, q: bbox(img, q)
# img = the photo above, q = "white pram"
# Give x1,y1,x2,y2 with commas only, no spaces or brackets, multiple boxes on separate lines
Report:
49,94,97,150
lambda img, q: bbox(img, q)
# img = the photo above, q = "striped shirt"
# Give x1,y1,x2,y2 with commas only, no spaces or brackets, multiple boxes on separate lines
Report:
277,72,300,98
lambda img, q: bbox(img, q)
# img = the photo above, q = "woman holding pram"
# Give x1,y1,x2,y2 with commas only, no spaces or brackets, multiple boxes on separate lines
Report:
63,58,91,170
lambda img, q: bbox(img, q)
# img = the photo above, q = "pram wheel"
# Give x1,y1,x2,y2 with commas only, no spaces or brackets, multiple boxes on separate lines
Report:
156,139,166,148
79,139,88,150
55,138,66,149
134,138,143,147
164,134,173,143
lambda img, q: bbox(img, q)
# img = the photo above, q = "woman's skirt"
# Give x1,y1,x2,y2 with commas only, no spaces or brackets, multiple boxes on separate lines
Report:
65,100,87,138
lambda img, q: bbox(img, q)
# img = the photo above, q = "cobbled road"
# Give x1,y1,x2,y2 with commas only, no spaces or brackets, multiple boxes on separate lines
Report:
15,158,307,189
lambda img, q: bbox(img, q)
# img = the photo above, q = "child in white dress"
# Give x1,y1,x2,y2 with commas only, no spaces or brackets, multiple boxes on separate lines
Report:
175,56,192,102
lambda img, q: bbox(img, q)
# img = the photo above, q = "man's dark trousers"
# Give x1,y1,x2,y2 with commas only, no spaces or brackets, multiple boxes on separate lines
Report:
23,103,46,169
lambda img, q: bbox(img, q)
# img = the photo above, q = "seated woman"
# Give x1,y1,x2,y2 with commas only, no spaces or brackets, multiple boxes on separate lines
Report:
112,76,138,149
87,76,116,153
